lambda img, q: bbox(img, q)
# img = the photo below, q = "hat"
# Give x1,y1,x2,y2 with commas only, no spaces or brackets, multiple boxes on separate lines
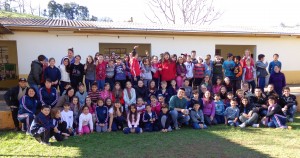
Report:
227,53,233,58
19,78,27,82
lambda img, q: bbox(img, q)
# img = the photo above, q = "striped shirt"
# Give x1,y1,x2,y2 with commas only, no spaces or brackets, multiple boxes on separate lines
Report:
88,90,101,104
193,63,205,78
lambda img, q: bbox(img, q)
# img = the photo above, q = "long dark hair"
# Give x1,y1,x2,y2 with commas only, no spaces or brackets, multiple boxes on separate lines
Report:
162,52,172,63
128,104,138,123
63,58,70,73
25,87,38,100
112,82,123,99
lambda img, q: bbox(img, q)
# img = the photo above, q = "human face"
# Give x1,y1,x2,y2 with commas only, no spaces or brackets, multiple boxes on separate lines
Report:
126,82,132,88
97,100,104,106
242,99,248,106
227,94,233,100
63,59,69,66
151,97,157,104
19,81,27,88
186,56,191,62
237,92,244,98
150,81,155,88
64,105,70,111
184,80,189,86
245,50,250,57
137,98,143,105
220,87,226,94
204,91,211,98
164,54,170,60
87,56,93,63
162,107,168,114
267,85,274,92
28,88,35,97
246,60,251,66
68,50,74,58
214,95,220,100
105,84,110,91
283,89,290,96
138,81,143,87
146,106,152,112
55,111,61,118
191,52,196,58
92,85,97,92
86,98,92,105
130,106,136,113
194,104,200,111
79,85,84,92
83,107,89,114
49,59,55,67
41,108,50,116
106,99,112,105
161,83,167,89
75,56,81,63
224,78,230,84
98,55,104,62
45,81,51,89
115,84,120,90
158,96,164,103
178,57,184,64
274,66,280,73
204,76,209,82
216,79,221,85
114,103,121,108
171,80,176,86
230,101,237,107
178,89,185,98
152,57,158,63
268,99,275,105
193,93,199,99
273,55,279,61
72,98,78,104
255,89,262,97
198,58,203,63
68,89,74,97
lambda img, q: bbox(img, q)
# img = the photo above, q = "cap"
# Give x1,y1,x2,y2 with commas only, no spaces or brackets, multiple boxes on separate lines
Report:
19,78,27,82
227,53,233,58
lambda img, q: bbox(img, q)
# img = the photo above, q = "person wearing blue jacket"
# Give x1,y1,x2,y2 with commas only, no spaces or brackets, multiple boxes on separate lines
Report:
142,105,158,132
39,79,58,108
18,87,38,134
114,58,127,89
44,58,61,88
95,99,109,132
190,101,207,129
268,54,282,74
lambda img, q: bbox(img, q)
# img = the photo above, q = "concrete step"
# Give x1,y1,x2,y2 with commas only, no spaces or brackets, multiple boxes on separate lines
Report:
0,91,5,100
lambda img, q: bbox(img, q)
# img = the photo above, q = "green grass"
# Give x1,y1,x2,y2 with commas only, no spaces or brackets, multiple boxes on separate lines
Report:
1,114,300,158
0,10,44,19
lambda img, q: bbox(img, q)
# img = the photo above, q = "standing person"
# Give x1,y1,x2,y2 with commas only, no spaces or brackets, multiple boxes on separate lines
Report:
59,58,70,95
130,46,141,86
105,60,115,90
222,53,235,81
69,55,84,91
140,57,153,87
95,54,107,90
61,48,75,64
193,57,206,88
191,50,198,64
4,78,28,131
232,56,243,94
184,55,194,87
176,56,187,88
204,54,213,78
84,55,96,92
240,49,254,68
256,54,268,92
269,66,286,96
159,52,176,87
40,58,49,88
212,55,224,84
123,81,136,112
27,55,47,96
114,57,127,89
268,54,282,74
151,55,160,89
242,59,256,94
44,58,61,89
169,88,190,130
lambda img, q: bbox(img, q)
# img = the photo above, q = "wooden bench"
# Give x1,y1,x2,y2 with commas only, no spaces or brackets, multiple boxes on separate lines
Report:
0,106,15,130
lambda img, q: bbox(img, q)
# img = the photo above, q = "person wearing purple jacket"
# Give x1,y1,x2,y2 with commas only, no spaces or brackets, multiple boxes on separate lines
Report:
201,91,217,126
269,66,286,96
176,57,187,88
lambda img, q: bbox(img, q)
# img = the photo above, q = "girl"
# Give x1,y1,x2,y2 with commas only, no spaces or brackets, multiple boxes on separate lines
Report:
151,55,160,89
78,106,94,135
176,56,187,88
108,102,125,132
150,95,161,115
105,60,115,89
158,52,176,87
100,83,112,101
223,77,233,93
140,57,152,87
69,96,80,127
123,54,132,82
265,84,279,99
59,58,70,95
136,97,146,113
262,96,287,128
51,108,70,141
130,46,141,86
202,91,216,126
96,54,107,90
147,80,157,103
123,81,136,112
269,65,286,96
69,55,84,91
123,104,142,134
105,98,113,109
239,97,259,128
212,78,222,95
193,57,206,88
44,58,61,89
114,58,127,89
95,99,108,132
219,86,227,101
167,79,178,97
94,52,100,64
112,82,125,105
84,55,96,92
242,59,256,94
134,80,148,102
85,96,96,123
201,75,213,92
18,88,38,134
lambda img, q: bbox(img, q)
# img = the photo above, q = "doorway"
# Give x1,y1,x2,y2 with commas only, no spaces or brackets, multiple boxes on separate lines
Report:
99,43,151,58
215,45,256,60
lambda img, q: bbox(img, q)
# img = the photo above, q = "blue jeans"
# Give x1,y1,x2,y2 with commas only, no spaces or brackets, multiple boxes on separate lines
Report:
268,114,287,128
170,110,190,128
227,119,239,127
123,127,142,134
214,114,225,124
258,77,266,92
286,105,297,119
246,80,256,94
111,116,125,131
29,83,39,98
85,78,94,92
192,123,207,129
97,80,105,90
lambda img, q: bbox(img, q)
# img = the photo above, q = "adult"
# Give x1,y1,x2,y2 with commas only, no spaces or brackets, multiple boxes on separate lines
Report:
44,58,61,89
269,66,286,96
58,58,70,95
159,52,176,87
39,79,58,108
56,87,75,109
61,48,75,64
169,88,190,130
222,53,235,80
69,55,84,91
17,87,38,133
268,53,282,74
4,78,28,131
27,54,46,96
240,49,254,68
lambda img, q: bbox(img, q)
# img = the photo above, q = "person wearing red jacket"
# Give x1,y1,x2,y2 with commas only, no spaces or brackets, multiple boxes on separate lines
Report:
96,54,107,90
130,46,141,86
159,52,176,87
240,49,254,68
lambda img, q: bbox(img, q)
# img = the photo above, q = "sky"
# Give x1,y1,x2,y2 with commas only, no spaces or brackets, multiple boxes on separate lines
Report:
27,0,300,26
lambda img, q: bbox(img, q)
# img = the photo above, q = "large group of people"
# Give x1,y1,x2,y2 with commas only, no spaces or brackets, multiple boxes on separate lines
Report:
4,46,298,146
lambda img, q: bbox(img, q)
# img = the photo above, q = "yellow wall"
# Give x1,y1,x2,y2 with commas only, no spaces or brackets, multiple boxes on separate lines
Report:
99,43,151,57
282,71,300,84
215,45,256,59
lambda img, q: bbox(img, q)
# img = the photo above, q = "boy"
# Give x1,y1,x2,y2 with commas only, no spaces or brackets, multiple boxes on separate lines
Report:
212,55,224,84
193,57,205,88
222,53,235,80
157,81,170,102
61,103,74,135
242,82,253,98
183,79,192,101
142,105,158,132
279,87,298,122
39,79,58,108
158,104,172,132
30,105,54,145
232,56,243,94
75,82,88,107
88,82,101,104
188,90,203,110
114,57,127,89
190,101,207,129
184,55,194,87
44,58,61,89
256,54,268,92
224,91,234,109
158,94,167,106
214,94,225,124
268,53,282,74
224,99,240,127
136,97,146,113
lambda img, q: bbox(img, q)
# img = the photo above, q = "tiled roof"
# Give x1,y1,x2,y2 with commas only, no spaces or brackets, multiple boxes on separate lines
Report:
0,23,13,34
1,17,300,35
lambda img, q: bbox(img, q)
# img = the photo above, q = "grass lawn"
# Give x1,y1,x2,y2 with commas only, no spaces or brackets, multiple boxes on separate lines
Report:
0,114,300,158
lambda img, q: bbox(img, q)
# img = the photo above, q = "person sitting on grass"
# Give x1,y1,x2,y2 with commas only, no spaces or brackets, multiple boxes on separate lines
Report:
51,108,70,141
30,105,53,146
108,101,125,132
123,104,143,134
158,104,172,132
224,99,240,127
95,98,108,133
190,101,207,129
169,88,190,130
61,103,74,135
239,97,259,128
262,96,287,129
279,86,297,122
213,93,225,124
142,104,158,132
202,91,217,126
78,105,94,135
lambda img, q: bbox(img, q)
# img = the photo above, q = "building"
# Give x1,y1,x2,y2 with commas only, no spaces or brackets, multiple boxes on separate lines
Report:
0,17,300,88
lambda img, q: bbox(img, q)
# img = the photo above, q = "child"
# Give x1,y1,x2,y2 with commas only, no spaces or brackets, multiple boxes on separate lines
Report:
232,56,243,94
212,55,224,84
157,81,170,103
134,80,148,102
123,81,136,112
142,104,158,132
151,55,160,89
190,101,207,129
105,98,113,109
201,75,212,92
105,60,115,89
60,103,74,135
256,54,268,92
130,46,141,86
61,83,71,96
95,99,109,132
100,83,112,101
223,77,233,93
136,97,146,113
167,79,178,97
268,53,282,74
85,96,96,123
265,84,279,99
224,92,234,109
279,86,298,122
114,58,127,89
235,89,245,106
242,59,256,94
176,56,187,88
239,97,259,128
147,80,157,103
30,105,53,145
158,104,172,132
95,54,107,90
183,79,192,101
242,82,253,98
140,57,152,87
59,58,70,96
51,108,70,141
262,96,287,128
39,79,58,108
108,102,125,132
88,82,101,104
44,58,61,89
219,86,227,101
84,55,96,92
188,90,203,110
78,105,94,135
224,99,240,127
150,95,161,116
112,82,125,105
69,96,80,128
193,57,205,88
158,94,166,107
75,83,88,107
123,104,142,134
202,91,216,126
214,94,225,124
184,55,194,87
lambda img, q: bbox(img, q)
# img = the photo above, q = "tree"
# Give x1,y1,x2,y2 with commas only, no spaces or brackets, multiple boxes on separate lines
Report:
77,5,89,20
146,0,222,25
90,15,98,21
98,17,113,22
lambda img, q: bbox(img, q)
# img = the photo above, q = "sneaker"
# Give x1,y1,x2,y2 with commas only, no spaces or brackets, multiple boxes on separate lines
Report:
40,141,51,146
239,123,246,128
35,137,42,143
139,129,143,134
252,124,260,128
288,118,294,122
175,127,180,130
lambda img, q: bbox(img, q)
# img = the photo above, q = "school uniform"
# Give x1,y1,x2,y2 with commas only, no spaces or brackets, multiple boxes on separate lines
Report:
142,111,158,132
30,112,54,143
18,95,38,132
39,87,58,108
95,106,109,132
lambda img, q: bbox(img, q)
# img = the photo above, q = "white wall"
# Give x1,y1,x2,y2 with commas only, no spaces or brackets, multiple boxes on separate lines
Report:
1,32,300,74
